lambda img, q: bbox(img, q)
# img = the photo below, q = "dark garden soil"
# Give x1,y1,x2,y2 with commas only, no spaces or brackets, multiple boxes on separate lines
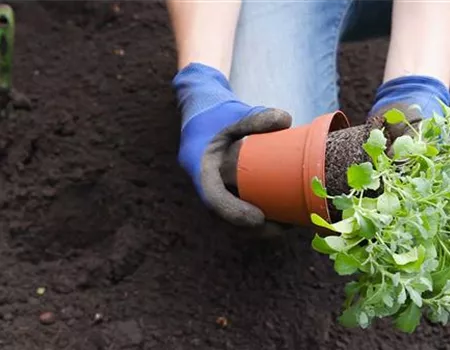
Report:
0,1,447,349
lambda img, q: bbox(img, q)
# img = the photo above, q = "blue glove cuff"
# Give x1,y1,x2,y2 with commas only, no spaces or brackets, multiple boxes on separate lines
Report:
370,75,450,119
172,63,239,127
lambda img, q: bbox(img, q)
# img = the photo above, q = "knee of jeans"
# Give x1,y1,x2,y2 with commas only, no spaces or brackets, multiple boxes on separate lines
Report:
230,1,348,126
231,67,340,128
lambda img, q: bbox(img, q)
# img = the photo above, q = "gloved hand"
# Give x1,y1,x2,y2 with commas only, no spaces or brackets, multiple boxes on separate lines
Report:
173,63,292,227
368,76,450,147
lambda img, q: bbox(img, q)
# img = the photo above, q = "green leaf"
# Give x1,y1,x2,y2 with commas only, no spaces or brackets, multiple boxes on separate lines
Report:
347,162,378,191
413,141,428,155
371,212,393,226
360,198,378,210
421,209,439,239
431,267,450,293
332,195,353,211
382,293,394,308
412,276,433,293
392,135,414,158
406,286,422,307
358,311,370,328
422,258,439,272
422,118,442,139
365,284,385,305
374,299,402,318
325,236,346,252
442,280,450,294
442,172,450,190
333,217,355,234
356,214,376,239
384,108,407,124
411,177,431,196
338,305,360,328
438,309,449,325
398,286,407,304
425,145,439,157
344,281,360,299
377,192,401,215
363,129,387,159
334,252,360,276
368,178,380,191
393,248,418,266
311,234,346,254
311,213,336,232
392,273,401,287
395,303,421,333
342,208,355,220
429,305,449,325
311,177,327,198
311,234,334,254
401,245,426,273
311,214,355,234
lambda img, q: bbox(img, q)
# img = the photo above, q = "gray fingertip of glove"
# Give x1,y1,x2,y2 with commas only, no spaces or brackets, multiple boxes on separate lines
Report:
226,108,293,139
202,135,265,227
200,108,293,227
203,162,266,227
220,141,292,236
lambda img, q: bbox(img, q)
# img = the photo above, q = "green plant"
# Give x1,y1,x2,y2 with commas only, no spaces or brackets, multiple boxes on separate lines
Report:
311,101,450,333
0,4,14,93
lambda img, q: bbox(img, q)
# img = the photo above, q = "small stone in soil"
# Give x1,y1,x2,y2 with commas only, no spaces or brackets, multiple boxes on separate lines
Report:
93,312,103,324
112,3,121,13
36,287,46,295
216,316,228,328
113,48,125,56
40,311,56,325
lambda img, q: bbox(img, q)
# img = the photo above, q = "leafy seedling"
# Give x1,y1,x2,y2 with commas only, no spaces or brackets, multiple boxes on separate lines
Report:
0,4,30,118
311,103,450,333
0,4,14,115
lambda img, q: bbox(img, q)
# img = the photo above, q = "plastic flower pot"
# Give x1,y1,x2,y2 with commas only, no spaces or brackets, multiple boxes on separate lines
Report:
237,111,350,226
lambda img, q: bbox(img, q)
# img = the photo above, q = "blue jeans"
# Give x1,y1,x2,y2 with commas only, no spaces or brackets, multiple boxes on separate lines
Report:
229,0,392,127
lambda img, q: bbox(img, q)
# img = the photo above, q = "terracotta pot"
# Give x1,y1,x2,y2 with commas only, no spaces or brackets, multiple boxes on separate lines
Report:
236,111,350,226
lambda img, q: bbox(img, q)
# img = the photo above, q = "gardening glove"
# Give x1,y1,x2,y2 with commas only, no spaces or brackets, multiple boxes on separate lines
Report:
368,76,450,152
173,63,292,227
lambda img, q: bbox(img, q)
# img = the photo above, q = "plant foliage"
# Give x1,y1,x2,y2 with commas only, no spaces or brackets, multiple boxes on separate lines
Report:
311,102,450,333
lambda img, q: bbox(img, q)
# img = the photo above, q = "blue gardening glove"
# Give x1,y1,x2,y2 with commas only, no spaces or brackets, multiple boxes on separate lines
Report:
173,63,292,227
369,75,450,143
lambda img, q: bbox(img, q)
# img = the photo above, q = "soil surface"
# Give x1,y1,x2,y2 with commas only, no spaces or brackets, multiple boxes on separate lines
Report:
0,1,448,349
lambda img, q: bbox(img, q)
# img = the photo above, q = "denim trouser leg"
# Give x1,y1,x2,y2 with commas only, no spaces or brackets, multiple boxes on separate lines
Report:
229,0,392,127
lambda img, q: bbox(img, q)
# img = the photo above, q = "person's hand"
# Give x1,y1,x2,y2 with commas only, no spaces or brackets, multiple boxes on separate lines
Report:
173,63,292,227
367,76,450,156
